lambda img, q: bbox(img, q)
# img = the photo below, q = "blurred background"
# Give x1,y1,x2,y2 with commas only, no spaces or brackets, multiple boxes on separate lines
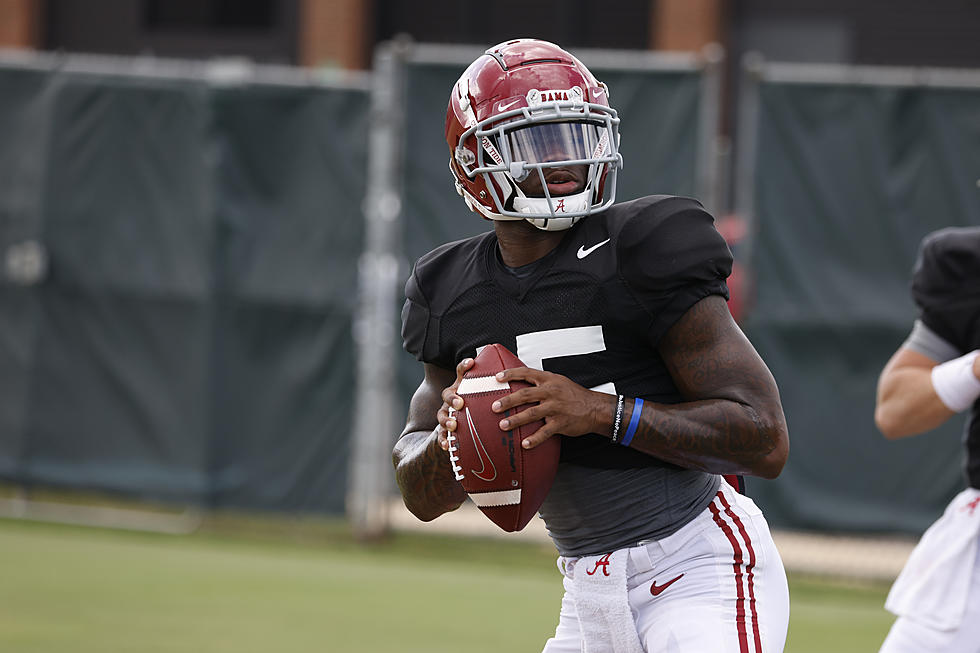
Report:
1,1,979,651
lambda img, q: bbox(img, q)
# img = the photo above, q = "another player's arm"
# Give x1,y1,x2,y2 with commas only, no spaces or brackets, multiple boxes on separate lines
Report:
392,360,472,522
493,295,789,479
875,346,980,439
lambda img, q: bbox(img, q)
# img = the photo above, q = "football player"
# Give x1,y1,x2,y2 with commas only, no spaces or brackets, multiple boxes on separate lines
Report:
875,226,980,653
393,39,790,652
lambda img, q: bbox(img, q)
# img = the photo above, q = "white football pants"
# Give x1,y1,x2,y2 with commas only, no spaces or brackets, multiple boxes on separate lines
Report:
542,480,789,653
878,544,980,653
879,487,980,653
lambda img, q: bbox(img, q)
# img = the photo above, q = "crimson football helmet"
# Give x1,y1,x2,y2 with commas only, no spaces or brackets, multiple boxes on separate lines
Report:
446,39,623,231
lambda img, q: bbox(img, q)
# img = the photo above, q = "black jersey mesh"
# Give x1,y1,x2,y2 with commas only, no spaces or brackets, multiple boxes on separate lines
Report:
437,271,683,469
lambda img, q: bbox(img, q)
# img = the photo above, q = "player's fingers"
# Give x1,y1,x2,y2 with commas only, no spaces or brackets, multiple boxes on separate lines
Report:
434,425,450,450
438,404,458,431
441,387,465,411
495,366,542,384
454,357,474,382
490,386,542,413
498,403,545,430
520,424,556,449
440,359,473,413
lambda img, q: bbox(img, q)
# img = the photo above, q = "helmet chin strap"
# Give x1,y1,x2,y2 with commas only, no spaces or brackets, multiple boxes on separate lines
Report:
525,215,583,231
513,189,591,231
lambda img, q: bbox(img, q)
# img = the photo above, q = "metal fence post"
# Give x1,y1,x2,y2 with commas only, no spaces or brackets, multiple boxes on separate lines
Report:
733,51,764,273
348,40,407,540
696,43,725,215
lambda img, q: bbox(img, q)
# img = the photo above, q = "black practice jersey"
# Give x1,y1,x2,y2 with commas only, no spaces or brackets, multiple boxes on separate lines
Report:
401,195,733,470
911,226,980,488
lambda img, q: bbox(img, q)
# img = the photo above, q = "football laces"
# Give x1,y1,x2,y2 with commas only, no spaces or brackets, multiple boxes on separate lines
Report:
446,406,464,481
447,433,464,481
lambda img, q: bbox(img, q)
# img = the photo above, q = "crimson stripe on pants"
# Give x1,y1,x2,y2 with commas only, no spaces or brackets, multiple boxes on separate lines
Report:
718,491,763,653
708,493,751,653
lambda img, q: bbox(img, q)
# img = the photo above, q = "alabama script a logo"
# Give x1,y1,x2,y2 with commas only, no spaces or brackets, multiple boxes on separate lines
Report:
963,496,980,517
586,553,612,577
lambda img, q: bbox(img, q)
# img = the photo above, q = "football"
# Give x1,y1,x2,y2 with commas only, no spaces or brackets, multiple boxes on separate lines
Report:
447,343,561,532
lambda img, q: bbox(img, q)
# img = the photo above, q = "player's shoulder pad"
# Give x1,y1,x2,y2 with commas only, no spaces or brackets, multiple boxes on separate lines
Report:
610,195,733,289
601,194,691,235
402,231,494,362
910,226,980,349
405,231,495,312
912,226,980,306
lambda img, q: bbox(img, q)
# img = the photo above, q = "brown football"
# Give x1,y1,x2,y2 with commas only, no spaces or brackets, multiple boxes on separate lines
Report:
447,343,561,532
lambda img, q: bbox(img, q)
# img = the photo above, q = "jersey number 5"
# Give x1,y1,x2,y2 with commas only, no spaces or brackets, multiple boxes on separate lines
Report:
514,326,616,395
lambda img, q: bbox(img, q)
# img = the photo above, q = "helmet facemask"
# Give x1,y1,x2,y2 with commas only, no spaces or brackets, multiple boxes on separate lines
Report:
454,95,622,231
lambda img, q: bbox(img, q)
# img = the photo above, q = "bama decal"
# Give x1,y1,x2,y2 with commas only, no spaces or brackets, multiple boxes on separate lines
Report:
527,87,584,107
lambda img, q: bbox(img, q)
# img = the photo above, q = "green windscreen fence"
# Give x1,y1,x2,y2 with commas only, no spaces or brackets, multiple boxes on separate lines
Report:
0,59,368,512
395,48,714,418
742,71,980,533
8,50,977,534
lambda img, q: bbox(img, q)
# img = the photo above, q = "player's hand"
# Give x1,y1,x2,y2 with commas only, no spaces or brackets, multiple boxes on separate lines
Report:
973,351,980,381
435,357,475,450
491,367,608,449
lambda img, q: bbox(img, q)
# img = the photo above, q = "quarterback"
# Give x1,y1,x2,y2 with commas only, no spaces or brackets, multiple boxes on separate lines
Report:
875,226,980,652
393,39,790,652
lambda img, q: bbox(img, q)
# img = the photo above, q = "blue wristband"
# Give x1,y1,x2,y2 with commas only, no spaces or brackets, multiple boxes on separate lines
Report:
620,398,643,447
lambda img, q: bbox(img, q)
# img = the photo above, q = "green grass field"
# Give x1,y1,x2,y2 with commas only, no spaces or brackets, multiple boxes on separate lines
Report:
0,516,894,652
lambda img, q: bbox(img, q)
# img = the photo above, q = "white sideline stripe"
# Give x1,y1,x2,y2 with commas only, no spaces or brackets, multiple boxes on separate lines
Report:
469,489,521,507
458,376,510,395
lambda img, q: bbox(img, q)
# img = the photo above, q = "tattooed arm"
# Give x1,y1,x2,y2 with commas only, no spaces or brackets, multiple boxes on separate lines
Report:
492,295,789,479
637,294,788,478
393,360,473,521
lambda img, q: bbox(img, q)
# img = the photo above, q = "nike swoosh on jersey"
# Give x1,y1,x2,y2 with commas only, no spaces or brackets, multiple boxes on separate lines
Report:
465,407,497,482
650,573,684,596
576,238,611,259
